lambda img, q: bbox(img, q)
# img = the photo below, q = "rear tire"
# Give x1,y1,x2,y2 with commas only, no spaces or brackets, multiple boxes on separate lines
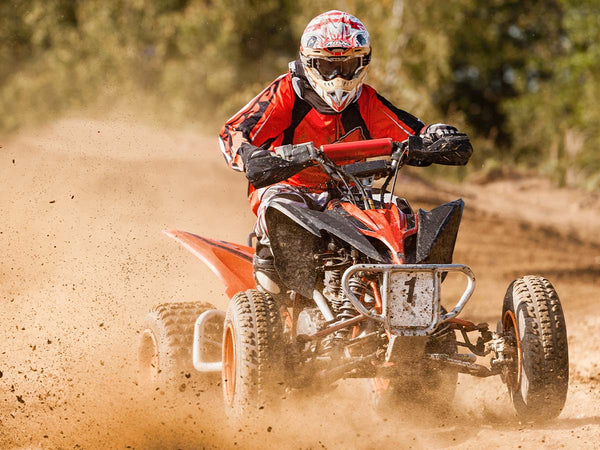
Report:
502,275,569,421
139,301,222,394
222,289,285,420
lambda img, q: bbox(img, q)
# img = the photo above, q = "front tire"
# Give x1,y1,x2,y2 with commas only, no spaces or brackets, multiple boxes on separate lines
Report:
222,289,285,420
502,275,569,421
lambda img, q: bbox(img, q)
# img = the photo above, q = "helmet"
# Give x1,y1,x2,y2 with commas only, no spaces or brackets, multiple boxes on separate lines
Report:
300,10,371,112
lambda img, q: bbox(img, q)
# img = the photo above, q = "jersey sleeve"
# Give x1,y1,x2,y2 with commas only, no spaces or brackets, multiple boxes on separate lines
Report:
218,73,295,172
359,85,425,143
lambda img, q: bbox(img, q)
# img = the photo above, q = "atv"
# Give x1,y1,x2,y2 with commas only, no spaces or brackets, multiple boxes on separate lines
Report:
139,136,569,422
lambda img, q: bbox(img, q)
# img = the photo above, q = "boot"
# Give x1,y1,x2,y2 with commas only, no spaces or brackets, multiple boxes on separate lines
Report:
253,245,284,295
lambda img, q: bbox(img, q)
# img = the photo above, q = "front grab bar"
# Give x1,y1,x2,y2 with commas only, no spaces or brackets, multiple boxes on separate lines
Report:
341,264,476,335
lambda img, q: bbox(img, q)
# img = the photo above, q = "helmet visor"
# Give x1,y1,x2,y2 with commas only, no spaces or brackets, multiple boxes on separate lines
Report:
312,57,362,81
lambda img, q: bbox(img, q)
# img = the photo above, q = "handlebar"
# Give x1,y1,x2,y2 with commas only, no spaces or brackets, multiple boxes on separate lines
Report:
273,137,411,210
273,134,471,190
321,137,394,162
271,134,470,210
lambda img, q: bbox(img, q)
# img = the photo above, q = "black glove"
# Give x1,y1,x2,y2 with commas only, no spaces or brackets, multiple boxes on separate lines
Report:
420,123,460,142
406,128,473,167
241,144,314,189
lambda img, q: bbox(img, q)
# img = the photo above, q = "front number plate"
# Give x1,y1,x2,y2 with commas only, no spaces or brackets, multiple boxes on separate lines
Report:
387,271,436,329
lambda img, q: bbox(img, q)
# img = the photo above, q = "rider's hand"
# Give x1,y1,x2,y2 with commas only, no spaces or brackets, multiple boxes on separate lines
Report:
243,145,314,189
407,125,473,167
274,142,315,166
420,123,460,142
238,143,264,168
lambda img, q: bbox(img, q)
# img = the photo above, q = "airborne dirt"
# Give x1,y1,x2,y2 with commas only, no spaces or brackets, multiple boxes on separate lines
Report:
1,119,599,448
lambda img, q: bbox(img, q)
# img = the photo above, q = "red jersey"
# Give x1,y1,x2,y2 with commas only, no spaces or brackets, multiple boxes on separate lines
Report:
219,61,425,195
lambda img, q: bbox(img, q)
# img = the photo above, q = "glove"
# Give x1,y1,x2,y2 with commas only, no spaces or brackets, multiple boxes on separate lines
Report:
241,144,314,189
273,142,315,165
420,123,460,142
406,130,472,167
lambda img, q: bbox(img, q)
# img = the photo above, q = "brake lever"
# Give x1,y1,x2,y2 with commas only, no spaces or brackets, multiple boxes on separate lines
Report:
314,151,342,180
391,140,410,169
383,140,412,209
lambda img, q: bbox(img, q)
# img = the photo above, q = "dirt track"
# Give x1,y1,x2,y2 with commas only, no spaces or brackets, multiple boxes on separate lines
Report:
1,119,599,448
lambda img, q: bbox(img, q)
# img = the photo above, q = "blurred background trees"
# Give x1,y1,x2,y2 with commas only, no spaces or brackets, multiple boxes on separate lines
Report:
1,0,598,188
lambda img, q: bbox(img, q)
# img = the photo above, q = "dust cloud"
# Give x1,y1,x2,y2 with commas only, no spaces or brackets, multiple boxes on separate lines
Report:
1,119,599,448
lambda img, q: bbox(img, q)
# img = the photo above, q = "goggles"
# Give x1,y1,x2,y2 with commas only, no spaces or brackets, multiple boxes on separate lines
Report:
309,57,364,81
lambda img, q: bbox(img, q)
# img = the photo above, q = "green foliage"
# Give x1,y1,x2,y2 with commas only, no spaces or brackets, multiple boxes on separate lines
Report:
503,0,600,187
1,0,598,188
0,0,300,130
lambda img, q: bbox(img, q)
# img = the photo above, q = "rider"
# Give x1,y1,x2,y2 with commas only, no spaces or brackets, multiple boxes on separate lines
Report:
219,10,465,293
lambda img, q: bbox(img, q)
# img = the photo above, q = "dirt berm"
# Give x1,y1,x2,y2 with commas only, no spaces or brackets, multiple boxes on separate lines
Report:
1,119,599,448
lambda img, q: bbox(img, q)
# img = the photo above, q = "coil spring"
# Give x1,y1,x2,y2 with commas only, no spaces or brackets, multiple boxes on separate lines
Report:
336,276,369,322
348,277,370,302
323,268,342,299
337,298,357,321
323,274,372,352
325,297,357,350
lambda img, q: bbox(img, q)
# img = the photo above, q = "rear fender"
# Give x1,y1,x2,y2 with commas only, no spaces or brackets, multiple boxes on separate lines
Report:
164,230,256,298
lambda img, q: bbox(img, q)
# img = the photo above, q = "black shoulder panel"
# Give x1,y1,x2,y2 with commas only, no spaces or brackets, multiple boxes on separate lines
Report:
376,93,425,134
282,95,313,145
238,77,285,136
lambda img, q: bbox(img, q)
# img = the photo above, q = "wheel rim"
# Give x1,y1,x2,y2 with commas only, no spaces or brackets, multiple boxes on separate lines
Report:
139,329,159,382
223,322,237,405
503,310,523,392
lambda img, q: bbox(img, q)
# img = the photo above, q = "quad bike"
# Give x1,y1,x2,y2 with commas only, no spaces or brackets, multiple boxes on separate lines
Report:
139,135,569,422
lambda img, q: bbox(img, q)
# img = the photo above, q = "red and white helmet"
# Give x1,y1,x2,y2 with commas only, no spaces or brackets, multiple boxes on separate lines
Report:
300,10,371,112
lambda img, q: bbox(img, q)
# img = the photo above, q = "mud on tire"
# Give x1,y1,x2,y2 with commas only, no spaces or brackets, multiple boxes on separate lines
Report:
502,275,569,421
222,289,285,420
139,301,222,394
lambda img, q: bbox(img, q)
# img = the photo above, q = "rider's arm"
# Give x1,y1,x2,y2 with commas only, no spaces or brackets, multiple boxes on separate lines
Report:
244,148,313,188
359,88,431,166
358,85,425,143
218,73,295,173
359,86,471,166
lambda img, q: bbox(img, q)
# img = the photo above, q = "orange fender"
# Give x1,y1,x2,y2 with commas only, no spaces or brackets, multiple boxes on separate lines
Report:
164,230,256,298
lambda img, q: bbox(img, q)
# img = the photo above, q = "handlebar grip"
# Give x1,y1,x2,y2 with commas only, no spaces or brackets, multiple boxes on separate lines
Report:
321,138,393,162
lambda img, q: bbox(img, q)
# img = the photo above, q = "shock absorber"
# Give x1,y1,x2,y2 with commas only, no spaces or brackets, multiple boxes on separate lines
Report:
322,267,342,352
348,276,374,309
326,296,358,352
329,275,369,349
337,298,358,321
323,268,342,299
322,269,374,353
337,275,372,323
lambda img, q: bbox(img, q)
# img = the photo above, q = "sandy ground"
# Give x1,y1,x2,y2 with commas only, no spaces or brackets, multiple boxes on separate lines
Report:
0,118,599,449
